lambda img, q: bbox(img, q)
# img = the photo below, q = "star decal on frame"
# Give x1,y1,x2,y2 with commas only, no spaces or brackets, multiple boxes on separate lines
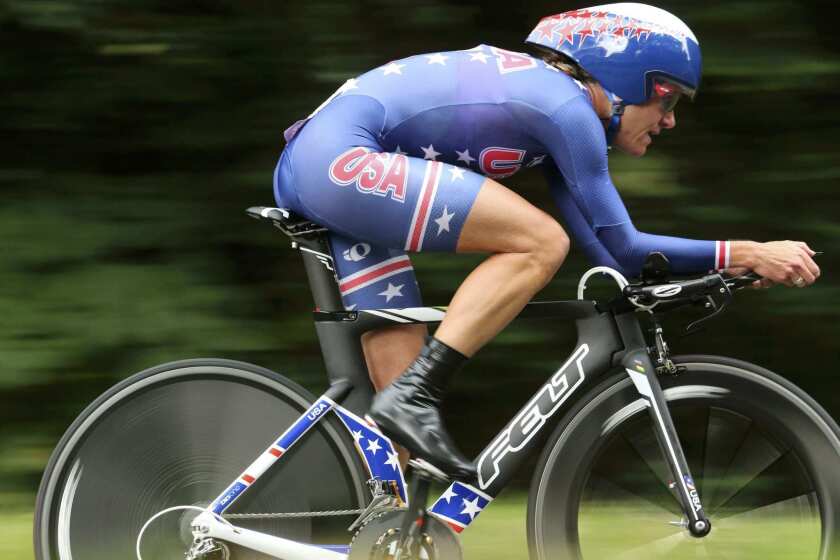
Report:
460,496,483,520
425,53,449,65
434,206,455,235
385,450,400,471
421,144,441,160
439,485,458,504
378,282,404,302
366,438,382,455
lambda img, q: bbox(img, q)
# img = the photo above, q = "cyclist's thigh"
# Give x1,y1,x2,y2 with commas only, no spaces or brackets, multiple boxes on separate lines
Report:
456,177,569,254
278,95,485,253
330,233,422,310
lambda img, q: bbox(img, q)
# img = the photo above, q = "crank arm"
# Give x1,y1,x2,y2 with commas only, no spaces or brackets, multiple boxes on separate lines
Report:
622,349,712,537
191,511,348,560
396,470,433,558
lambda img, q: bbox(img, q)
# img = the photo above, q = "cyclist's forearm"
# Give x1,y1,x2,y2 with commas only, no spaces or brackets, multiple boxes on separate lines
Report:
729,240,761,269
597,224,724,276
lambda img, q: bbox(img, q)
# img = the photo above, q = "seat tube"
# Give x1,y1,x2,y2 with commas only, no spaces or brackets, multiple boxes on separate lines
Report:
621,348,712,537
295,233,376,416
295,233,344,312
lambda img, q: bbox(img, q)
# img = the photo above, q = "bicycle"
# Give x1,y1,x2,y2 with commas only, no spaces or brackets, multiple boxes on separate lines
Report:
34,206,840,560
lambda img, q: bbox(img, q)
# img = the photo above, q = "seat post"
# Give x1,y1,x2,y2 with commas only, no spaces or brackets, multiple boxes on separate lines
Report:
246,206,374,412
295,232,344,312
299,232,378,415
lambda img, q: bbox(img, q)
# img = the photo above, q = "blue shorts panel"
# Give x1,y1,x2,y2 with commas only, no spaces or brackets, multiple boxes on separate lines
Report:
274,95,485,253
274,94,485,311
329,234,423,310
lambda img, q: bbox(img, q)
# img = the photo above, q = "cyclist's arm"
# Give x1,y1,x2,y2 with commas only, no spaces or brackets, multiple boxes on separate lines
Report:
545,164,625,274
533,96,727,277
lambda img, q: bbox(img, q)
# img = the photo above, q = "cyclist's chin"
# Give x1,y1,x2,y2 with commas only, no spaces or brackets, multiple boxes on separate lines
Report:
613,129,653,157
616,140,649,157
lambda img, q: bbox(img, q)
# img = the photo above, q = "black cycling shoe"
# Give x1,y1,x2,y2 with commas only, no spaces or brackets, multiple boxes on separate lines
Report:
369,337,477,480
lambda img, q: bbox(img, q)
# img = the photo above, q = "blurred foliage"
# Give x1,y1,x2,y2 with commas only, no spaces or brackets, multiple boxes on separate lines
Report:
0,0,838,510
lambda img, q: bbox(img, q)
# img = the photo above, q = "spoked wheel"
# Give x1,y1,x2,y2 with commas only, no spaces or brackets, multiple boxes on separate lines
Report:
528,356,840,560
34,359,369,560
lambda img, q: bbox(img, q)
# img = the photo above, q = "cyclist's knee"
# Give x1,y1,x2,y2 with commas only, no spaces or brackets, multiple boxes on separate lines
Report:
526,218,570,283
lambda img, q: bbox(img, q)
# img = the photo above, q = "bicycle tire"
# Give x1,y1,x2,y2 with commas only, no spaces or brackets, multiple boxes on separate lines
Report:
34,358,369,560
527,355,840,560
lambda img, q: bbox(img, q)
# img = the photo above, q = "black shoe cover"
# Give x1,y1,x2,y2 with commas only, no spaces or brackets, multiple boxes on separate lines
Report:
369,337,477,480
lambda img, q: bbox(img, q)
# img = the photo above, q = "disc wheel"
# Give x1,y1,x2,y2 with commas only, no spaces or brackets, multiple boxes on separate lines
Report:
34,359,369,560
528,356,840,560
349,510,462,560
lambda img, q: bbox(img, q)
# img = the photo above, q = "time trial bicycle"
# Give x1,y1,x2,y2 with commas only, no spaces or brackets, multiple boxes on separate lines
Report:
34,206,840,560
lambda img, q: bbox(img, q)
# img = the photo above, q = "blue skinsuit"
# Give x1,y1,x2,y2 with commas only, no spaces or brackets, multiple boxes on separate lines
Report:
274,45,724,310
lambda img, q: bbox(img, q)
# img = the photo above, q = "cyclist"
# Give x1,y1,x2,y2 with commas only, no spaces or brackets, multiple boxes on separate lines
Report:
273,3,820,479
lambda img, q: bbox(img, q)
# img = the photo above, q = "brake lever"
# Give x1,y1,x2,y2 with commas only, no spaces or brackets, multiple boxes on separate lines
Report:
684,276,733,335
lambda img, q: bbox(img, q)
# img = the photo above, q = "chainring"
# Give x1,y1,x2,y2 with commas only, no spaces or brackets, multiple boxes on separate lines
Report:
348,509,462,560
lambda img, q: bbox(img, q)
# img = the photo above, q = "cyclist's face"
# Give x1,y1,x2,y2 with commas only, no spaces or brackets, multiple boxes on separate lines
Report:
613,98,676,157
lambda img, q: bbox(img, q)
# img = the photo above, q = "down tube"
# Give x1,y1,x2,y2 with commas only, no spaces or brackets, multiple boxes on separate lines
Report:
473,312,620,498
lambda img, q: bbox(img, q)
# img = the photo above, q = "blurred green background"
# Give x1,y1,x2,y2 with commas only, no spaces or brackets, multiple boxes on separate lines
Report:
1,0,838,557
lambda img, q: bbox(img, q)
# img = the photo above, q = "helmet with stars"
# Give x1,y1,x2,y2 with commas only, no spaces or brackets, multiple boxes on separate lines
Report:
525,3,701,105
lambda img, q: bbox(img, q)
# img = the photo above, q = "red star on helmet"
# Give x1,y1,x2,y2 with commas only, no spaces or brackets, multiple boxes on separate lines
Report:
632,26,651,39
535,18,557,40
577,25,596,43
565,9,592,18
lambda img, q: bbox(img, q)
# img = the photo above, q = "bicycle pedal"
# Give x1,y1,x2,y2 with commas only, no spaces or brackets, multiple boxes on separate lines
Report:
408,459,450,483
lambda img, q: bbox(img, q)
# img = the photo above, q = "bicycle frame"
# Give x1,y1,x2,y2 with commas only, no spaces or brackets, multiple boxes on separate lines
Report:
185,210,713,558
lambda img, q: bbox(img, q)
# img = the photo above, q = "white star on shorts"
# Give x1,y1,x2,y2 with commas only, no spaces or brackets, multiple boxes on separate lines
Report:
382,62,405,76
469,51,490,63
378,282,404,302
526,155,546,167
455,148,476,165
448,166,466,181
421,144,441,160
425,53,449,65
434,206,455,235
338,78,359,93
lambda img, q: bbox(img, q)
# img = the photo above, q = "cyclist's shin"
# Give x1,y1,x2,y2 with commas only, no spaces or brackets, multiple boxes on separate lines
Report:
369,336,476,480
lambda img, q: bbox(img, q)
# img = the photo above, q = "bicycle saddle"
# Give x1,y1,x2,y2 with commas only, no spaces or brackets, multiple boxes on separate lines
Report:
246,206,328,238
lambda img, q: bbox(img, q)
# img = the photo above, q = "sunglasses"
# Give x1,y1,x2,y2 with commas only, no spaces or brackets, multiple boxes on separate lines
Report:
652,80,683,113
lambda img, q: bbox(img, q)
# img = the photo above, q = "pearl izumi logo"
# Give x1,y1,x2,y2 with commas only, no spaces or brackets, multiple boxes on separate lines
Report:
343,243,372,262
477,344,589,489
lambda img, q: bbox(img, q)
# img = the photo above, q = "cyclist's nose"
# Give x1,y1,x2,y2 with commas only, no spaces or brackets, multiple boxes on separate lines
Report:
661,111,676,129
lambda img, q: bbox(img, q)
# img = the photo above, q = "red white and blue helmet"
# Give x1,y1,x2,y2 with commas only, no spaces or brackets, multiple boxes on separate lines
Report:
525,3,701,105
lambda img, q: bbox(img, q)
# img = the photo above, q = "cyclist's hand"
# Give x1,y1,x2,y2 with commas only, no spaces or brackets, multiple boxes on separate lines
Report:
752,241,820,288
724,266,774,289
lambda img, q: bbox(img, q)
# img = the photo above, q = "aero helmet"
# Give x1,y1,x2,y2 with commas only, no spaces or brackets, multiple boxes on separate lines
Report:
525,3,701,104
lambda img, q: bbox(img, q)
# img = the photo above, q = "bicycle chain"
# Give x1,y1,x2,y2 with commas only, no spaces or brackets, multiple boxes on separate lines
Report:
223,508,365,519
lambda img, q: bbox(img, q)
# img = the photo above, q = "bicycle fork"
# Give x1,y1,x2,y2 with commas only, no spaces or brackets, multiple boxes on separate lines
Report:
622,349,712,537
